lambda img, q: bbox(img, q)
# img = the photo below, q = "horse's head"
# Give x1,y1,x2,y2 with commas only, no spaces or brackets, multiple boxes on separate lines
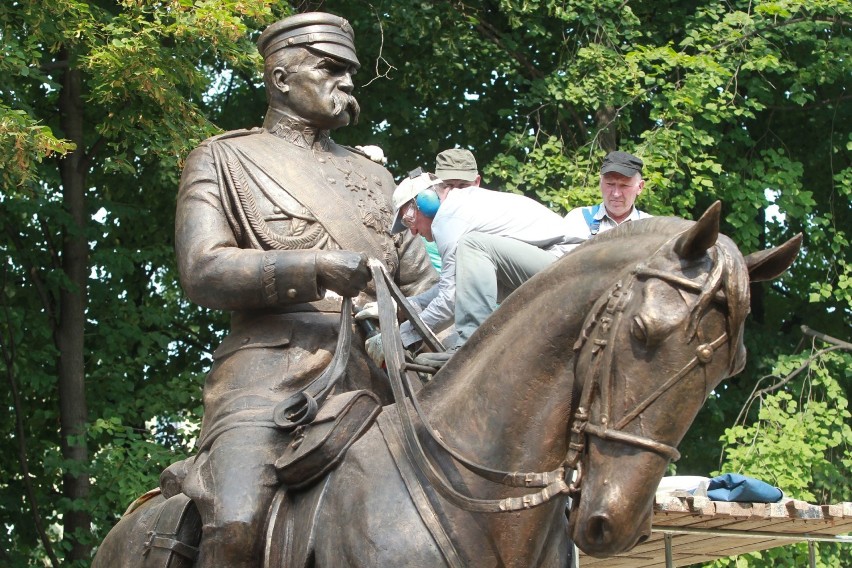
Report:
568,203,801,556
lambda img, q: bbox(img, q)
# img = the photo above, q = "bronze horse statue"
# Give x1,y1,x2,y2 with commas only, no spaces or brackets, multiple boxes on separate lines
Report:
94,204,800,567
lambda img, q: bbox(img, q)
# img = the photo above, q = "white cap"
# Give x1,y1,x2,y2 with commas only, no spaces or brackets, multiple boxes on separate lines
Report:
389,172,441,234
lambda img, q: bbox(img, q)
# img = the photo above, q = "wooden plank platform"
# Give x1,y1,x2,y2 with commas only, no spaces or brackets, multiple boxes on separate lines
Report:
579,495,852,567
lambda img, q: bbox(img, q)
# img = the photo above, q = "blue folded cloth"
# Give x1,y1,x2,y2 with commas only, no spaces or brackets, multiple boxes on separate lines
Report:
706,473,783,503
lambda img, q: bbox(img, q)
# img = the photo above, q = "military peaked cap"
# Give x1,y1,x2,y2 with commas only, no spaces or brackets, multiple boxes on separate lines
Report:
257,12,360,68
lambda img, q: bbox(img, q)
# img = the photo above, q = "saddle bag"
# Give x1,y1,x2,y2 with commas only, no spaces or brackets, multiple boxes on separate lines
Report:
274,389,381,489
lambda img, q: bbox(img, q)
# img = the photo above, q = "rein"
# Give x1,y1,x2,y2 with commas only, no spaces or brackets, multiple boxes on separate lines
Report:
370,260,572,513
272,296,354,429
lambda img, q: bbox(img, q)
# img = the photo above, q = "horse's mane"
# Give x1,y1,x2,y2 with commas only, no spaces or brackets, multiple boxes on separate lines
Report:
573,216,692,249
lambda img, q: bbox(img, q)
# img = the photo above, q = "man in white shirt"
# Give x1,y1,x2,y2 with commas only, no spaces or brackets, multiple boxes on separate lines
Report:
377,149,571,366
564,151,652,242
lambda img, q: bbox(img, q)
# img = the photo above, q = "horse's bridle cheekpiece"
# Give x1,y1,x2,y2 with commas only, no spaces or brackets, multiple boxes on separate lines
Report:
566,241,736,490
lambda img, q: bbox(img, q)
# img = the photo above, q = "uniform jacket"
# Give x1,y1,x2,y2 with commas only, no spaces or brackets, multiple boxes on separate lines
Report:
176,123,437,449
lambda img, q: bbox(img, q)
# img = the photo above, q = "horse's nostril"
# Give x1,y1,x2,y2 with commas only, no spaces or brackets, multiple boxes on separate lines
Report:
635,533,649,546
586,514,612,546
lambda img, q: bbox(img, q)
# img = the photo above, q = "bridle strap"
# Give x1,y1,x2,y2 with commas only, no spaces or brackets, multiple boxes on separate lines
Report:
570,247,733,472
581,333,730,463
584,424,681,461
612,331,728,431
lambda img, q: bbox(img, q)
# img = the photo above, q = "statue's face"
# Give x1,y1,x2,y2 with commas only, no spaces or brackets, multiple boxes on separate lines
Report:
274,50,360,130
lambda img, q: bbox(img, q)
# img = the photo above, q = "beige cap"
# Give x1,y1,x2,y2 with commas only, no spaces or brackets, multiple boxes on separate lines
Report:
435,148,478,182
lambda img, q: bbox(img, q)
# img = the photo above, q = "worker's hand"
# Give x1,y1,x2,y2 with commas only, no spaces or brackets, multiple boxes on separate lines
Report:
355,299,399,322
365,334,385,367
355,301,379,321
356,145,387,165
316,251,370,298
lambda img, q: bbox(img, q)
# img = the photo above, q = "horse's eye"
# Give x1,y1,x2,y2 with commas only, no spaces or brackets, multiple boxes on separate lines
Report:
632,317,647,343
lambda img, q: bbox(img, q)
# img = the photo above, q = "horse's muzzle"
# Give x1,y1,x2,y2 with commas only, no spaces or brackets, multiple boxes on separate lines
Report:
573,509,652,557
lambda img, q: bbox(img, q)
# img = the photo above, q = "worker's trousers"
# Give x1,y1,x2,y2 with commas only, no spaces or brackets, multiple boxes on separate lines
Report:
454,232,561,346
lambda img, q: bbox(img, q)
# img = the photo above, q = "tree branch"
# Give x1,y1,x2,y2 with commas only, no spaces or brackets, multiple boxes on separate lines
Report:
700,16,846,56
457,2,545,81
801,325,852,351
361,6,397,87
732,325,850,428
3,225,57,329
79,135,106,175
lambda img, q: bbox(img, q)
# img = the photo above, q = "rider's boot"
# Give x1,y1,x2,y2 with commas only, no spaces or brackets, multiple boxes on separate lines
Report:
195,521,261,568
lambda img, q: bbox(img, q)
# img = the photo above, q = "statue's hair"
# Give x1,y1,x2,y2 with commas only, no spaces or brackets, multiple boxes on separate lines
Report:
262,46,316,104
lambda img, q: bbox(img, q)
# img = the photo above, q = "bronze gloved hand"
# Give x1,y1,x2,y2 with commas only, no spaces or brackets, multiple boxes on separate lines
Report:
316,251,370,298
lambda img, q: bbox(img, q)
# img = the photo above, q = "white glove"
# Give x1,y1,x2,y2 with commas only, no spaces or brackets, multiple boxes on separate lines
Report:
355,301,380,321
355,145,388,165
355,299,399,321
365,334,385,367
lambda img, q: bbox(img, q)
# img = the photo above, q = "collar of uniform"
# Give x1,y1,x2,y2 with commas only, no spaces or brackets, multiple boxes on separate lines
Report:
264,112,331,151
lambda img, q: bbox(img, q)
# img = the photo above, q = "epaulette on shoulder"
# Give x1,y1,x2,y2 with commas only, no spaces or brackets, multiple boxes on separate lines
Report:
201,127,263,146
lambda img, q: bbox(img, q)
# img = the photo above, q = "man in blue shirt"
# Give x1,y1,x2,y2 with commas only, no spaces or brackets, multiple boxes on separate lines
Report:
564,151,652,244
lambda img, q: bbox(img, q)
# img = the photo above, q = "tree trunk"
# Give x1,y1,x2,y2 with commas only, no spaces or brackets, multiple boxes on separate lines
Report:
57,49,91,563
595,105,618,152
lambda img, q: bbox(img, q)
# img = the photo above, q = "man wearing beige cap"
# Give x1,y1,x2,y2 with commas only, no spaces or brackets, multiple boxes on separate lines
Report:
435,147,482,189
172,12,436,567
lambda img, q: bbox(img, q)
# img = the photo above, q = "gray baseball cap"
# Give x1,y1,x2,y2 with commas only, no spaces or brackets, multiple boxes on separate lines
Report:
435,149,478,182
600,151,644,177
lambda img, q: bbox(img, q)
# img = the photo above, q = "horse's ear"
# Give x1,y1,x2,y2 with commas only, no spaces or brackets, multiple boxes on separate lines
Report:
744,233,802,282
674,201,721,259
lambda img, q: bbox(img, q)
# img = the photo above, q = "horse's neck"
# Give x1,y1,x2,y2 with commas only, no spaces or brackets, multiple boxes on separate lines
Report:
420,236,662,470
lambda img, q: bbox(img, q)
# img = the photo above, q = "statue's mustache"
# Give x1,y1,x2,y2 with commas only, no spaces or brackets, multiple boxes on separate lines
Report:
332,93,360,125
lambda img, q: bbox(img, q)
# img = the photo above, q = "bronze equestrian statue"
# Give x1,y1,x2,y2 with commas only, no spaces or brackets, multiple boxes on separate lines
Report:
95,201,800,566
93,11,802,568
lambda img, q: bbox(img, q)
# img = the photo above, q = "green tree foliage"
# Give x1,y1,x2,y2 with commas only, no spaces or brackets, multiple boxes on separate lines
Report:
1,1,277,565
710,332,851,566
0,0,848,565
